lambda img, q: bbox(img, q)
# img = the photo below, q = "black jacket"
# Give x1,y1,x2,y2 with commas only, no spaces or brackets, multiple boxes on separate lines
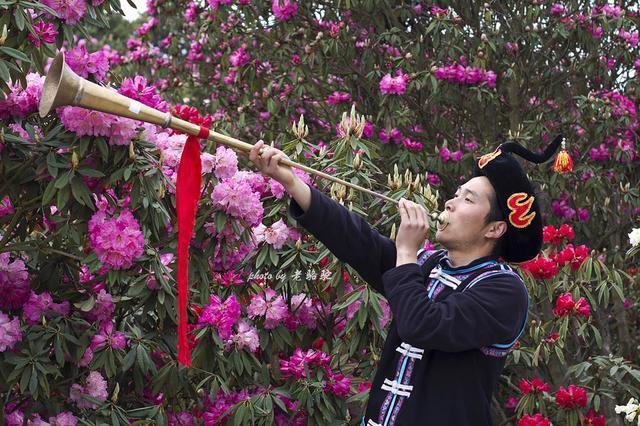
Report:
289,186,529,426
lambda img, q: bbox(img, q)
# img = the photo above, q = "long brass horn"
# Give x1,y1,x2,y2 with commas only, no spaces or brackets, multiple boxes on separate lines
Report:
40,53,445,224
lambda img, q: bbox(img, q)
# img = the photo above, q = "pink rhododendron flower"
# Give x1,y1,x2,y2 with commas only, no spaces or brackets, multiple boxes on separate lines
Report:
69,371,108,409
64,44,109,81
211,174,264,227
229,320,260,352
0,73,44,119
0,253,30,311
379,70,408,95
0,312,22,352
49,411,78,425
253,218,291,249
211,145,239,180
118,75,168,112
272,0,297,21
88,208,145,269
59,106,115,137
43,0,87,24
269,168,312,199
326,91,351,105
247,288,289,329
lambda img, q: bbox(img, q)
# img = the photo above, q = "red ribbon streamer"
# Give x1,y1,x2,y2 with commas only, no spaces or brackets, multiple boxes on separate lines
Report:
176,126,209,367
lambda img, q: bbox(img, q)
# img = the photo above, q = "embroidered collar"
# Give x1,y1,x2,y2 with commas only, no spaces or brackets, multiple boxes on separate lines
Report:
440,251,500,274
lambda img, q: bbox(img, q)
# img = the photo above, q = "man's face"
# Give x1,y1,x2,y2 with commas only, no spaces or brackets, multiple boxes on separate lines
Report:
435,176,501,250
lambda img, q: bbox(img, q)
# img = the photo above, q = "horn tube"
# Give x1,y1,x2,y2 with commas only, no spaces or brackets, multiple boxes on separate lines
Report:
40,53,444,224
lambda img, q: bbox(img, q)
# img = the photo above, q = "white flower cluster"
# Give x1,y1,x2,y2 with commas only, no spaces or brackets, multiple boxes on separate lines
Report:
616,398,640,425
630,228,640,247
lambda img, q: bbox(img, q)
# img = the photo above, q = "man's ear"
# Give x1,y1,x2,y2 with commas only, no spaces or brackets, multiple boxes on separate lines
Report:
485,220,507,240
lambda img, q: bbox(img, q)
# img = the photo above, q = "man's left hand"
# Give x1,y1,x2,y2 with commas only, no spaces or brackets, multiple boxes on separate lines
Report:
396,198,430,266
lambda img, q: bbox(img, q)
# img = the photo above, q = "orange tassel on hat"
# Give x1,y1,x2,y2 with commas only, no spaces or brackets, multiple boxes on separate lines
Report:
553,138,573,173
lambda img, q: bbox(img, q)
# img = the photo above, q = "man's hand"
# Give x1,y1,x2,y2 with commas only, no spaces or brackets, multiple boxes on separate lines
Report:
396,198,430,266
249,140,296,188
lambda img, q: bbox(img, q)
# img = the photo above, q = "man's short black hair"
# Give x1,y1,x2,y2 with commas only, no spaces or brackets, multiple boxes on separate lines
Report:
485,189,505,258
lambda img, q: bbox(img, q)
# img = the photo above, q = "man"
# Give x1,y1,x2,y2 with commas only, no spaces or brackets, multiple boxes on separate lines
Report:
249,136,563,425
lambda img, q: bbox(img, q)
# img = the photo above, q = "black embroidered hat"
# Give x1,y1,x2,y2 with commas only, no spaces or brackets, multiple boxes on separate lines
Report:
472,135,566,263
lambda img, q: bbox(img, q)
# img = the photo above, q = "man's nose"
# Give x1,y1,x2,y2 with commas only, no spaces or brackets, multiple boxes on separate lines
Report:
444,199,454,211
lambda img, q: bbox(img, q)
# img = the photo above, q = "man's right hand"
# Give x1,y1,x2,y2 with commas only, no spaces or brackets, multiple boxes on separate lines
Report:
249,140,296,188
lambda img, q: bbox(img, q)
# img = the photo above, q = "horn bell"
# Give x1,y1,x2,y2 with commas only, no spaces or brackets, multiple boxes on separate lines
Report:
39,53,82,118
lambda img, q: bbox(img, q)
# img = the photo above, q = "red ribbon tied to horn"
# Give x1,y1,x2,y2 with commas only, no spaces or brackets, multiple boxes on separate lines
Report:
174,106,211,367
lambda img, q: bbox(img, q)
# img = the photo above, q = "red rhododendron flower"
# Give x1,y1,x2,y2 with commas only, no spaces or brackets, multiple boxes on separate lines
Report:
552,293,591,318
519,378,550,395
544,331,559,343
584,409,606,426
521,256,558,279
518,413,551,426
555,385,587,409
542,224,575,245
574,297,591,318
555,244,590,270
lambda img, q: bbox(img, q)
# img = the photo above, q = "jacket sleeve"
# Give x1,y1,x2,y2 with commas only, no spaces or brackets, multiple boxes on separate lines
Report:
288,185,397,295
382,263,528,352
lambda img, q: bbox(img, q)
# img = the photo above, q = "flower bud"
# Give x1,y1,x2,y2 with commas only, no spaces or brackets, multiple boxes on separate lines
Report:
129,142,135,161
390,223,396,240
295,238,302,251
353,152,362,170
71,151,79,169
0,25,7,45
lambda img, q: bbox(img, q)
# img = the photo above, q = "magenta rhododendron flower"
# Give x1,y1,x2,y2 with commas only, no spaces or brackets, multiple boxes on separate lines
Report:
82,290,116,327
27,20,58,47
0,253,30,311
198,294,242,339
22,291,70,325
0,196,15,218
88,208,145,269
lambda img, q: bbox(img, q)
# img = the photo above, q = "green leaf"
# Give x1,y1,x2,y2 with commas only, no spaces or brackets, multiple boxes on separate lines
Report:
0,60,9,82
0,46,31,63
42,179,57,205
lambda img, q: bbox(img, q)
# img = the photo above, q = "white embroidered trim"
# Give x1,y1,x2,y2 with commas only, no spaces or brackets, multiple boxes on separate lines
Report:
395,342,424,359
429,266,462,290
367,420,383,426
381,379,414,397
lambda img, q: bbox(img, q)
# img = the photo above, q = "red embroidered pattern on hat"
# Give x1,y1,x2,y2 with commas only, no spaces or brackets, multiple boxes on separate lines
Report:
478,149,501,169
507,192,536,228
